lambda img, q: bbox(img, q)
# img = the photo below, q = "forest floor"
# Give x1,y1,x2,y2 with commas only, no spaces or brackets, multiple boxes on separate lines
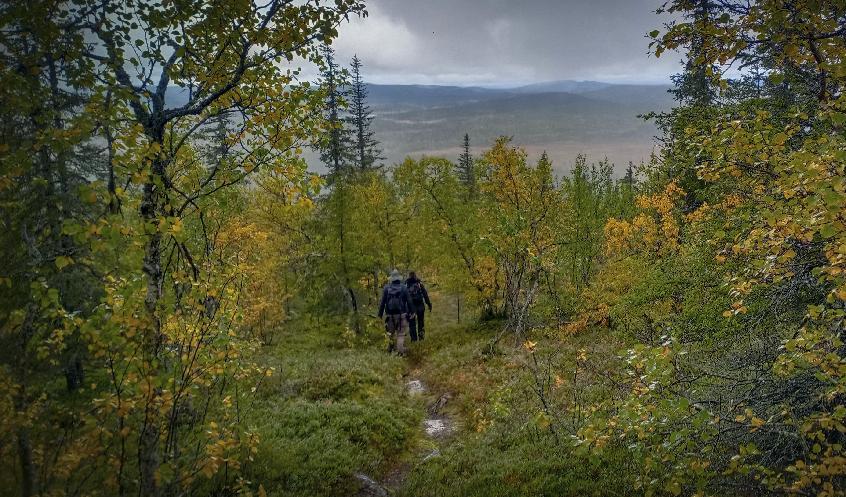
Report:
372,303,472,496
247,293,632,497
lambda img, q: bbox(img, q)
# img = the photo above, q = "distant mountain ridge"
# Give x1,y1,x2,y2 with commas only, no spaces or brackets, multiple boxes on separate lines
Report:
365,80,669,110
161,80,674,173
512,80,614,94
363,80,673,171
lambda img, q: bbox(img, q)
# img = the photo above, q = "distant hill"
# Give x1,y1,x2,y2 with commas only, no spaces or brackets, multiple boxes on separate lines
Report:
513,80,613,94
363,81,673,173
163,80,675,175
367,85,507,110
578,84,674,110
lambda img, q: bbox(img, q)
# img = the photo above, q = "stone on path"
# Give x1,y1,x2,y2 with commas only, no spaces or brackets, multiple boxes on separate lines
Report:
423,418,453,438
354,473,388,497
406,379,426,395
427,393,451,415
422,448,441,462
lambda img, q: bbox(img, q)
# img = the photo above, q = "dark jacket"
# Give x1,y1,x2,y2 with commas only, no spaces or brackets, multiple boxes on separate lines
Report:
405,277,432,309
378,281,411,317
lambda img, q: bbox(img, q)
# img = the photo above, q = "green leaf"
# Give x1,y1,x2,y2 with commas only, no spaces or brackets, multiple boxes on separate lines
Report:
820,224,837,239
55,256,73,270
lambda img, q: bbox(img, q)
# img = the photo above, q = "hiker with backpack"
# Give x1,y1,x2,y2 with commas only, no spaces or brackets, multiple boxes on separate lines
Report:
405,271,432,342
378,269,412,355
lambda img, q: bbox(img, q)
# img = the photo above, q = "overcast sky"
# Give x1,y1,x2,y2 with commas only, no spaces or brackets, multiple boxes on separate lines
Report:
328,0,682,87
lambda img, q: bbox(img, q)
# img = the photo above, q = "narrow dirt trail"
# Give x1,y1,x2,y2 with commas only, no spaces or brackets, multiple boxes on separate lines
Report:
384,373,458,494
355,298,466,496
355,368,459,496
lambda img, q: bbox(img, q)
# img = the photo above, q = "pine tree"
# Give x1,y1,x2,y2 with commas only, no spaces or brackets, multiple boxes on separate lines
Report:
317,44,353,177
346,55,383,171
457,133,476,196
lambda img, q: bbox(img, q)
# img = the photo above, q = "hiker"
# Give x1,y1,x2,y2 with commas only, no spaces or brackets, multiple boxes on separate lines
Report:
405,271,432,341
378,269,411,355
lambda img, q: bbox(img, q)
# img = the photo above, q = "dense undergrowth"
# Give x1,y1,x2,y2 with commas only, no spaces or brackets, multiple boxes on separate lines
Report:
243,295,641,497
397,319,634,497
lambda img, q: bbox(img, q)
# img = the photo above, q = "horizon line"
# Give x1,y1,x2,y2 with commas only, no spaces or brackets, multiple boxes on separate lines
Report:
361,78,672,89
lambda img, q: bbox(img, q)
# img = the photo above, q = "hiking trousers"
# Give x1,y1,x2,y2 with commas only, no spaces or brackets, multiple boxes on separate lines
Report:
385,314,408,355
409,304,426,341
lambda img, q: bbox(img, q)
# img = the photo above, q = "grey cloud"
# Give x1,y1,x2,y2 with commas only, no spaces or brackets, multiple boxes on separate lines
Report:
331,0,682,86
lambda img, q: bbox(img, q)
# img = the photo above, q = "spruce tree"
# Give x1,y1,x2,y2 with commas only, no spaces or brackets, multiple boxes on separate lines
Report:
346,55,383,171
647,0,720,209
669,0,718,107
457,133,476,196
616,162,637,218
317,44,353,177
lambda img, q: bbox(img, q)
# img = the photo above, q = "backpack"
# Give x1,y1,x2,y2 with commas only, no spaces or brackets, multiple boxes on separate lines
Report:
408,281,424,305
385,285,405,314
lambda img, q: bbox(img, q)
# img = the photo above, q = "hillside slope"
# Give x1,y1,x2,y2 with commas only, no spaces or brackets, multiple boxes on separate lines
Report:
368,84,672,170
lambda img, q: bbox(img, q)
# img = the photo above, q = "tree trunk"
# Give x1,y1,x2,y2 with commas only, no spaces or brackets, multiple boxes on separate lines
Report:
347,287,362,334
15,308,38,497
336,182,361,333
17,428,36,497
139,153,167,497
64,353,84,391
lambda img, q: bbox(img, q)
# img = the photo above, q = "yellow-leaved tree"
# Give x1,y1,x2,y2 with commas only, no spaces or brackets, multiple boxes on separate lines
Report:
576,2,846,496
0,1,365,496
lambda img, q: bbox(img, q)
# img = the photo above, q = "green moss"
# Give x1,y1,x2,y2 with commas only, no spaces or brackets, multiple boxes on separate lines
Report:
250,398,420,497
245,323,422,497
400,429,633,497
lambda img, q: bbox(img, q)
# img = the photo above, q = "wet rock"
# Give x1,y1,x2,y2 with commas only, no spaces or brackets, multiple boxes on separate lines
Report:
423,418,453,438
422,448,441,462
354,473,388,497
406,379,426,395
427,393,451,415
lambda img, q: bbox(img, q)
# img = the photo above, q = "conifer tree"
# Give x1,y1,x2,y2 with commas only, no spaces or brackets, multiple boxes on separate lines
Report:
647,0,720,209
317,44,353,177
457,133,476,196
346,55,383,171
668,0,718,107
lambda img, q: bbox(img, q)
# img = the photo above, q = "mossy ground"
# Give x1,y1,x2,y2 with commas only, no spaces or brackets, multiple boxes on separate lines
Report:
247,295,636,497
